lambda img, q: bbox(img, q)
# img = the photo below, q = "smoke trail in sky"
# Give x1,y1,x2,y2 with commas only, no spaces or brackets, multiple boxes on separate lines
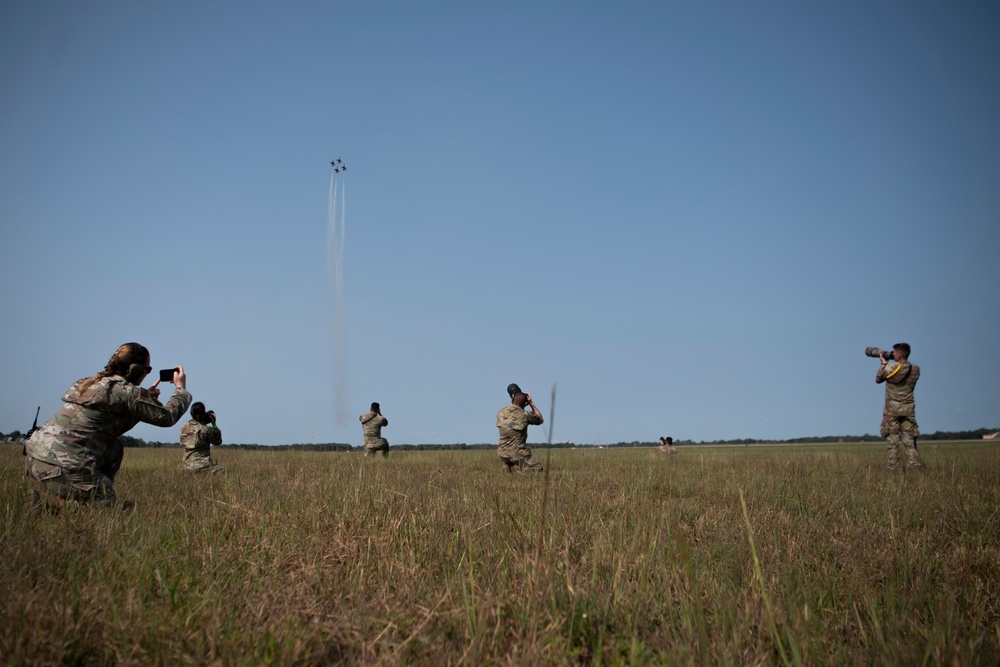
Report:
327,172,349,426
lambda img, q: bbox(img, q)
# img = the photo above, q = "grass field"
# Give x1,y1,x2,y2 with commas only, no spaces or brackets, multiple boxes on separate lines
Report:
2,442,998,665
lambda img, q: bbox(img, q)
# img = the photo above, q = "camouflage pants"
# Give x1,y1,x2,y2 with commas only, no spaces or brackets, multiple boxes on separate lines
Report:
881,415,921,470
185,459,226,475
24,453,121,507
498,445,543,473
364,438,389,458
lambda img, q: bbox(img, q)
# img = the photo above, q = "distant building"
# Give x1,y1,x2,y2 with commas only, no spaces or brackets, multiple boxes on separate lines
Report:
983,432,1000,441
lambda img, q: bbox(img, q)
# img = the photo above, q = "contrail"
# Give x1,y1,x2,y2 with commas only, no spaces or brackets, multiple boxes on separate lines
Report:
327,172,349,426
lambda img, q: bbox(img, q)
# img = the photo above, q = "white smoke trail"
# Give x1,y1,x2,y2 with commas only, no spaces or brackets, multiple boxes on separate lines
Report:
338,182,346,305
327,172,349,426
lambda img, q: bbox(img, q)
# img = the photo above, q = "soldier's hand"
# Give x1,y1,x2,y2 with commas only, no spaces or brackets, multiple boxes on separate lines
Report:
173,366,186,389
147,380,161,401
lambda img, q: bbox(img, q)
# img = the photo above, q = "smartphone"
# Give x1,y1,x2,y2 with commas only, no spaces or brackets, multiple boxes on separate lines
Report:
159,368,177,383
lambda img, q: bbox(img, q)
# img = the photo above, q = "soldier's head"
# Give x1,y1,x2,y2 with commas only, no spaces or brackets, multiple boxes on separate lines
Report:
371,402,381,415
506,383,522,399
107,342,151,378
665,437,673,445
893,343,911,361
82,342,151,392
190,402,210,424
512,393,528,408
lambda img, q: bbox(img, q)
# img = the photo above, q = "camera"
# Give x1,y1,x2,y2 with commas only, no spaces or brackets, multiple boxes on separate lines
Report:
864,346,894,361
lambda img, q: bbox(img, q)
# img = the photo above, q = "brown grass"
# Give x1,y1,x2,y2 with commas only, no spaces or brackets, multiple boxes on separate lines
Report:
2,442,998,665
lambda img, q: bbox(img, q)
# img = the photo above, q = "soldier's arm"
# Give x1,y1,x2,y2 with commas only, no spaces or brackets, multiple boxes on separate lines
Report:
875,360,893,384
526,400,544,425
126,385,193,427
206,424,223,446
381,416,388,426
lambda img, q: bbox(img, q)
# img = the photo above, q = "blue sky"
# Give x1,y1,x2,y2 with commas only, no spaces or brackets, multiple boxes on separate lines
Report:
2,1,998,446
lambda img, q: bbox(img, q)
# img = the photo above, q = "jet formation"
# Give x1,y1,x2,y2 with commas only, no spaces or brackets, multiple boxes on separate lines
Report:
330,157,347,174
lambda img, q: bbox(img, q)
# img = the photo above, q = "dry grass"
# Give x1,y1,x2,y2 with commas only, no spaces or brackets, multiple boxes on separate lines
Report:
2,442,998,665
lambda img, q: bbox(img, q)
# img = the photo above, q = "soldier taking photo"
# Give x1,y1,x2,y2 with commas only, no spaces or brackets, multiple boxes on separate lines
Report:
868,343,922,471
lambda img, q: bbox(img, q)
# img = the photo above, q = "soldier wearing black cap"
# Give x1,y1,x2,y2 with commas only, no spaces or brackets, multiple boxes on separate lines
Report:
496,384,543,472
359,402,389,458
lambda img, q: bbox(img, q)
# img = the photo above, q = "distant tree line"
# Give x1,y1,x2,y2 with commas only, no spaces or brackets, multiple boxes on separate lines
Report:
3,429,998,449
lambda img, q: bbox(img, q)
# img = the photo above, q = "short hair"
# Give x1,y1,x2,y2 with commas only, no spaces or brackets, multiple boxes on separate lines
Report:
371,402,380,412
512,393,528,407
893,343,911,358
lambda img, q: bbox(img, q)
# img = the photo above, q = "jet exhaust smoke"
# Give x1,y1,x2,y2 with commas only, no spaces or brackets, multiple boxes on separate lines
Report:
327,171,349,426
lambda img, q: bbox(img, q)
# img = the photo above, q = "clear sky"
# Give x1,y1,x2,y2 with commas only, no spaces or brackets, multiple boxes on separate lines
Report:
2,1,998,446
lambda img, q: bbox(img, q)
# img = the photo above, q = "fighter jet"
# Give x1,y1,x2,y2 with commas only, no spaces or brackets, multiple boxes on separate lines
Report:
334,167,340,173
341,164,347,172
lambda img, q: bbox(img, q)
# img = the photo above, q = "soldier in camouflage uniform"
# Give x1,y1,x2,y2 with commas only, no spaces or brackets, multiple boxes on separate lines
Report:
658,436,677,454
360,402,389,458
180,402,224,474
496,391,544,472
24,342,192,507
875,342,922,471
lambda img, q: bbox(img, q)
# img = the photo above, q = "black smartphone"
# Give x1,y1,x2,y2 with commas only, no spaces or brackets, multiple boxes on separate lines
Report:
158,368,177,383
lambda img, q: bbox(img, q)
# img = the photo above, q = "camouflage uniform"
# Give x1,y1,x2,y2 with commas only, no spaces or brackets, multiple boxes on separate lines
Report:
496,404,543,472
876,359,921,470
658,439,677,455
360,412,389,458
24,375,192,505
180,419,224,474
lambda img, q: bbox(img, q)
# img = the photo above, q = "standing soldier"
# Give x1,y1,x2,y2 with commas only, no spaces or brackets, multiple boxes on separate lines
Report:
496,390,544,472
874,342,922,471
360,402,389,458
180,402,225,474
658,436,677,454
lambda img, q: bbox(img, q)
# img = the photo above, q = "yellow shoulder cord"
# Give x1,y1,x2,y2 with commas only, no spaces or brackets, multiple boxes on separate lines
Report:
885,363,912,384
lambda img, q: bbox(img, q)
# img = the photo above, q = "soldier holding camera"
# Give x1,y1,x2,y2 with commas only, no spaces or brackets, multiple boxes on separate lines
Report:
658,436,677,455
24,342,191,508
180,402,225,474
496,384,544,473
360,402,389,458
868,343,922,471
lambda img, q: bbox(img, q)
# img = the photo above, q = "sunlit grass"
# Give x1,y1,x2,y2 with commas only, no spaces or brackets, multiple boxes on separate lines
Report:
2,442,998,665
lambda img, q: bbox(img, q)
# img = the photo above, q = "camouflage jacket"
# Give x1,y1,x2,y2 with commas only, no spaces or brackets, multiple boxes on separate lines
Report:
496,404,543,451
876,361,919,418
359,412,388,444
25,375,192,471
180,419,223,469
